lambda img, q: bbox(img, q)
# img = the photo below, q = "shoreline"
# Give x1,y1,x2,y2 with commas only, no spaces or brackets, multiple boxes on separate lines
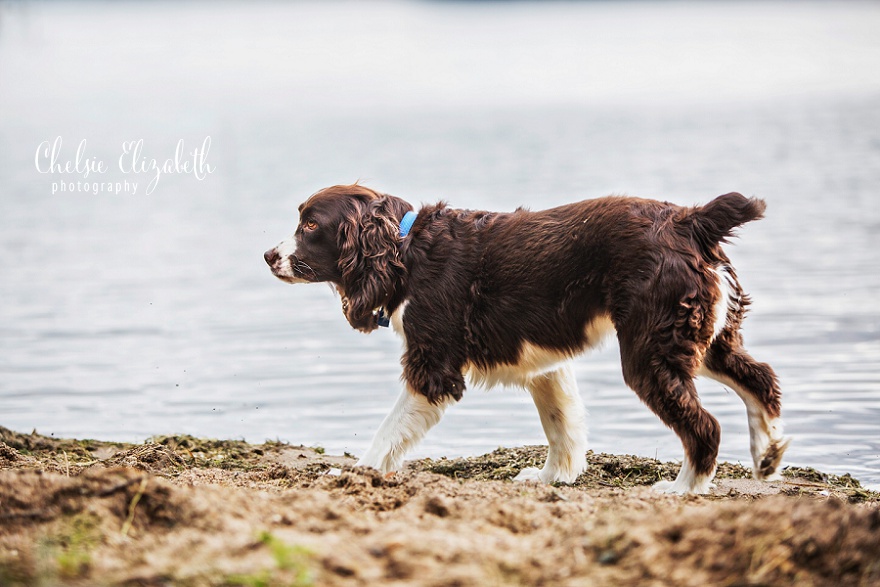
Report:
1,427,878,586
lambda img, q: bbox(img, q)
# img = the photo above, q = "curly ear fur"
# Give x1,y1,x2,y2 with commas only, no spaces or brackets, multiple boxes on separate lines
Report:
337,196,408,333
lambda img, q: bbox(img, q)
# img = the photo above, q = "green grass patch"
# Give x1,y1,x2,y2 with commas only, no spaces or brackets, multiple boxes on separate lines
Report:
35,513,102,583
225,532,315,587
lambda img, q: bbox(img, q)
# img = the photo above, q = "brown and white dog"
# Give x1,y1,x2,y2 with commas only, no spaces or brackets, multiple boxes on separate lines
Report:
264,184,789,494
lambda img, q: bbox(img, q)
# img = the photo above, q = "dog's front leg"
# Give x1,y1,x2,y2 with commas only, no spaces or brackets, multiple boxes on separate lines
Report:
356,386,453,474
515,363,588,484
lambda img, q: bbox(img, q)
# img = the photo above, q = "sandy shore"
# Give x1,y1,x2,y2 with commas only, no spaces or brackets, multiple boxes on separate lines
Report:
1,427,878,586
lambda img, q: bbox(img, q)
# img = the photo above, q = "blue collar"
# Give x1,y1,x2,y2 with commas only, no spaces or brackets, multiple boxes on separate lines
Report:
399,211,417,238
376,211,418,328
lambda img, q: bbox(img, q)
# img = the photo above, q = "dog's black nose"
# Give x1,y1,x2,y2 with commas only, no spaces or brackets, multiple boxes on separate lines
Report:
264,248,280,266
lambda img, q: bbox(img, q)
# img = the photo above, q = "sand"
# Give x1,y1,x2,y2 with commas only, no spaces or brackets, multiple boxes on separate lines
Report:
1,427,878,586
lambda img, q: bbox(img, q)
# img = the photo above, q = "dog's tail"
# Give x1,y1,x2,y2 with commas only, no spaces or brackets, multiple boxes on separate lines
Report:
680,192,766,251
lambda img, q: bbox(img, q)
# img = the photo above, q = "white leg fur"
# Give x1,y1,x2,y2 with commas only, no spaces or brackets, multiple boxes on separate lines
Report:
710,266,736,340
356,386,453,474
699,367,790,481
740,395,789,481
514,363,588,484
652,456,716,495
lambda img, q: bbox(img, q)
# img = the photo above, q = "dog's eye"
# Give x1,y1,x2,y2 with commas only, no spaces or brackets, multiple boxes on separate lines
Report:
304,220,318,231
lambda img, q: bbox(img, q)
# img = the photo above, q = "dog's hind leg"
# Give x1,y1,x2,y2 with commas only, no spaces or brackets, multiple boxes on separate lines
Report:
356,386,454,474
514,363,588,484
618,332,720,494
700,332,789,481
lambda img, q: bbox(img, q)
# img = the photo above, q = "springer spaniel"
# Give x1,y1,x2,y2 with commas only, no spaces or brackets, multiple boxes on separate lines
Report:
264,184,789,494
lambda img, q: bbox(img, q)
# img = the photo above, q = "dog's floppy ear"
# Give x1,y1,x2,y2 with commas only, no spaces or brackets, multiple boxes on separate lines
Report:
337,196,409,333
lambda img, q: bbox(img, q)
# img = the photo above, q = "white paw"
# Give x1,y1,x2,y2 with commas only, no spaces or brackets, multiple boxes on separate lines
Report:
652,480,678,493
355,457,391,474
513,467,543,482
513,466,580,485
652,479,715,495
755,436,791,481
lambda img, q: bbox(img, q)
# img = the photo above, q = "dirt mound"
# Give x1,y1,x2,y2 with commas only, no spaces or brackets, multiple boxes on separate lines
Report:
0,467,183,527
0,430,877,586
628,498,880,586
101,443,187,474
423,446,706,488
0,442,31,469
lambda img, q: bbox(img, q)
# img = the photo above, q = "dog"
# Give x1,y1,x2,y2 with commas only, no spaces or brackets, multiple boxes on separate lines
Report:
264,184,789,494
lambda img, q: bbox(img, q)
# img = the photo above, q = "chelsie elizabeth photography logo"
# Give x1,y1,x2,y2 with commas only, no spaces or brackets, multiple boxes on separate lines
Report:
35,136,215,195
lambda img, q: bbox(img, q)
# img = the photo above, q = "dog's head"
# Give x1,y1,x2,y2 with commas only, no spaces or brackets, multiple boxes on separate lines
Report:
265,184,412,333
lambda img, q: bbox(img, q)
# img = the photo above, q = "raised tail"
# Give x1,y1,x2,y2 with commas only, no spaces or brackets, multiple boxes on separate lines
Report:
680,192,766,251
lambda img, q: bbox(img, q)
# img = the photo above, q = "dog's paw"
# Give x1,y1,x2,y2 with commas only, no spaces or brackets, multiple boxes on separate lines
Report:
355,458,389,474
513,466,581,484
651,480,679,494
651,479,716,495
755,436,791,481
513,467,543,483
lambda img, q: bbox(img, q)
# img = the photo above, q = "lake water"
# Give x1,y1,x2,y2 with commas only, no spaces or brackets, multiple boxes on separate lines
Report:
1,1,879,487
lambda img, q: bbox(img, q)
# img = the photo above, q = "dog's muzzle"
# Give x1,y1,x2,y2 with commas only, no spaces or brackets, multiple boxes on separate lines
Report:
265,246,313,284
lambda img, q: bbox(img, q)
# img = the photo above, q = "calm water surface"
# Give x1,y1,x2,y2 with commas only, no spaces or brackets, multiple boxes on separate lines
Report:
1,1,879,486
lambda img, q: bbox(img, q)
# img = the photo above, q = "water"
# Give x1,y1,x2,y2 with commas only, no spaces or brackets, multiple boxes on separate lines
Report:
1,1,879,487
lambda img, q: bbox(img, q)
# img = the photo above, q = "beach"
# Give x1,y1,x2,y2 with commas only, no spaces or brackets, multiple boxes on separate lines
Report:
1,427,878,586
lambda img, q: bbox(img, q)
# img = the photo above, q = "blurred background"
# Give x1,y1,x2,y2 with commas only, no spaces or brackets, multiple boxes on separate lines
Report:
0,1,878,486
